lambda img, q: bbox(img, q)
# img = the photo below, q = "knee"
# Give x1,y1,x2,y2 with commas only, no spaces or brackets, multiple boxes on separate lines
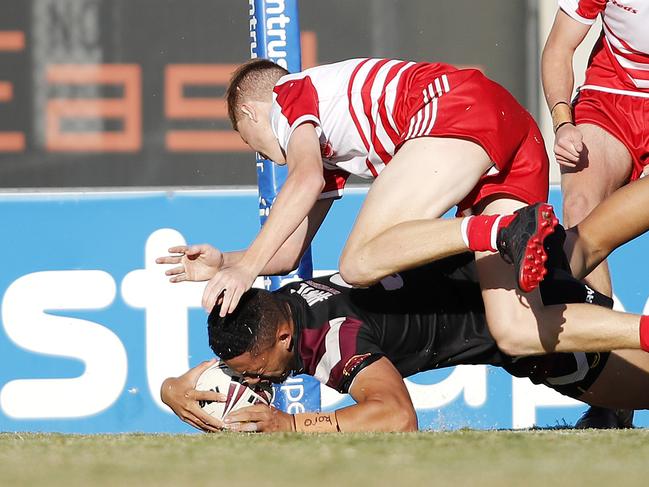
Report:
492,332,540,357
339,253,373,288
562,190,602,227
487,312,543,356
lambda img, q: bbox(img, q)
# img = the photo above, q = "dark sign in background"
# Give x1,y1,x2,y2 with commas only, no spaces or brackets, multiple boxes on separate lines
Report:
0,0,533,187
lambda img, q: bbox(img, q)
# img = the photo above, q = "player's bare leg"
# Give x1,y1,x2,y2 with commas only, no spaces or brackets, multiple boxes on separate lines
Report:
337,139,647,355
339,137,493,285
566,174,649,281
474,197,644,356
560,123,632,295
578,349,649,410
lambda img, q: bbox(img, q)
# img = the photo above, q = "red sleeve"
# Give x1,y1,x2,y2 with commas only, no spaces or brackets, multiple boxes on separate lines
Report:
272,76,322,152
559,0,606,24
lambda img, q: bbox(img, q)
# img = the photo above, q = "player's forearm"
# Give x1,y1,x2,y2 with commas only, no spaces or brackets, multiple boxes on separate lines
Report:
333,398,418,432
239,170,324,276
541,43,576,110
221,212,315,277
541,10,590,112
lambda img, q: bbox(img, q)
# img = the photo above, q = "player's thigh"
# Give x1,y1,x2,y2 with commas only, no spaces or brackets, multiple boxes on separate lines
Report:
578,349,649,409
347,137,493,243
560,123,632,226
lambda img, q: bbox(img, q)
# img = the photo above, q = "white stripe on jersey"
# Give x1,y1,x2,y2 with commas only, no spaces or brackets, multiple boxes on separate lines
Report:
580,84,649,98
349,59,381,149
442,74,450,93
367,60,403,167
417,103,431,137
434,78,443,97
421,98,438,135
412,108,425,138
383,62,416,135
313,317,346,384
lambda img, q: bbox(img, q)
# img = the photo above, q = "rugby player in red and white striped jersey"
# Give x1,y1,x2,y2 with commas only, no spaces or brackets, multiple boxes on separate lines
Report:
178,57,649,367
542,0,649,297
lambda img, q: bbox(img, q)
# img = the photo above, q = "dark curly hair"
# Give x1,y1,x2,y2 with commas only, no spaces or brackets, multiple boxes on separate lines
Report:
208,288,291,360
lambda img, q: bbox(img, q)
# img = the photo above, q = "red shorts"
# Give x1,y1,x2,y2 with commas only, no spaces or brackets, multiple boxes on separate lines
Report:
397,69,549,213
574,88,649,181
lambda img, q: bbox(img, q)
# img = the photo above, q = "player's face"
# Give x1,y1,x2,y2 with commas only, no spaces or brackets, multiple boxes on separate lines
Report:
237,109,286,165
225,340,293,386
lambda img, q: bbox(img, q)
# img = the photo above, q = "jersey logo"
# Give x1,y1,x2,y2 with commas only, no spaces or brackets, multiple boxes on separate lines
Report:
291,282,335,306
342,353,372,377
320,140,335,159
379,273,404,290
584,285,595,304
610,0,638,14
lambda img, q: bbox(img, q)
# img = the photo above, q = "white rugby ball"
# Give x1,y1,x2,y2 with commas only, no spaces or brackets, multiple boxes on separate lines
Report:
195,362,273,420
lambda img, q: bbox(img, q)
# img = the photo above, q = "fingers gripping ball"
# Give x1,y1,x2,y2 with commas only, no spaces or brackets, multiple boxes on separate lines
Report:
195,362,273,420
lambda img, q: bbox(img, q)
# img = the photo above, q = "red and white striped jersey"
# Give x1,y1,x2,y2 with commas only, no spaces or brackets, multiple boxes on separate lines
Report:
559,0,649,96
270,58,458,199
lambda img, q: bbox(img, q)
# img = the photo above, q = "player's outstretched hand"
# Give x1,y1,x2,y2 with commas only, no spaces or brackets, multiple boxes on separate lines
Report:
156,244,224,282
553,123,584,168
223,404,295,433
202,264,256,315
160,359,226,432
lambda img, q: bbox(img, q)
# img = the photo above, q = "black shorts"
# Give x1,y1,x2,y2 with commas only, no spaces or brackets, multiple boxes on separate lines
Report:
503,351,609,399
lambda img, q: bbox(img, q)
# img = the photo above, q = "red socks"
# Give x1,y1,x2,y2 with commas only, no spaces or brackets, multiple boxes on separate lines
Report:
640,315,649,352
461,214,516,252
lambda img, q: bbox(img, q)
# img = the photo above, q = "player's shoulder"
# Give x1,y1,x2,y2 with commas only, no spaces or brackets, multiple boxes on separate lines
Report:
275,58,380,88
559,0,606,23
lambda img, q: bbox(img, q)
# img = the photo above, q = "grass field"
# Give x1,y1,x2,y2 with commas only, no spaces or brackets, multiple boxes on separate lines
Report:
1,430,648,487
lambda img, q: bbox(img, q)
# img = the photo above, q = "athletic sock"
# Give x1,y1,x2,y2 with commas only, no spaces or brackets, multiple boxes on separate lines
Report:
640,315,649,352
460,214,516,252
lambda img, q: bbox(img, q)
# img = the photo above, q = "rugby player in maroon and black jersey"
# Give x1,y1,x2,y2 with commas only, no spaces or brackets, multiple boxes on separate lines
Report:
160,252,649,433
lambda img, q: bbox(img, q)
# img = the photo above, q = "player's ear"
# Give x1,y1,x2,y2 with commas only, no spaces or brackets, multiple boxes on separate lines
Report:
240,103,257,123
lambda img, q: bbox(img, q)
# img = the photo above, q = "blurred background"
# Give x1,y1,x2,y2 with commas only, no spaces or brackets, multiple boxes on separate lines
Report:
0,0,598,187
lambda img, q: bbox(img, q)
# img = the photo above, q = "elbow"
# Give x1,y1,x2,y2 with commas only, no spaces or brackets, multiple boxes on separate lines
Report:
376,397,418,432
388,405,418,432
297,171,325,198
275,255,300,275
396,410,419,432
275,240,308,275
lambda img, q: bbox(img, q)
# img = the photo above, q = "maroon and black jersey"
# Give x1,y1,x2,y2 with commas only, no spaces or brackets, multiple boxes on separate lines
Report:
278,254,612,397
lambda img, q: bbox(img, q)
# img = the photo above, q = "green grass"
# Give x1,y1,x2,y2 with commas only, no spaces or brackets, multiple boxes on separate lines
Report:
0,430,647,487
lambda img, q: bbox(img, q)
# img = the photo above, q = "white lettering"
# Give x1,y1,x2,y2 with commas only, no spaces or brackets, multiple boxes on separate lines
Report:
121,229,204,410
265,0,286,15
0,270,127,419
511,378,582,429
405,365,487,409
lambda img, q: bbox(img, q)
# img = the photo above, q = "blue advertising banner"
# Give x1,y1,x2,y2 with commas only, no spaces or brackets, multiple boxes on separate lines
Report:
0,187,647,432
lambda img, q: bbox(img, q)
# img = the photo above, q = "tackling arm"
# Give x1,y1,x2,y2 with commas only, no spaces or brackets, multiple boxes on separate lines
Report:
237,123,325,277
224,357,418,433
203,123,326,314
